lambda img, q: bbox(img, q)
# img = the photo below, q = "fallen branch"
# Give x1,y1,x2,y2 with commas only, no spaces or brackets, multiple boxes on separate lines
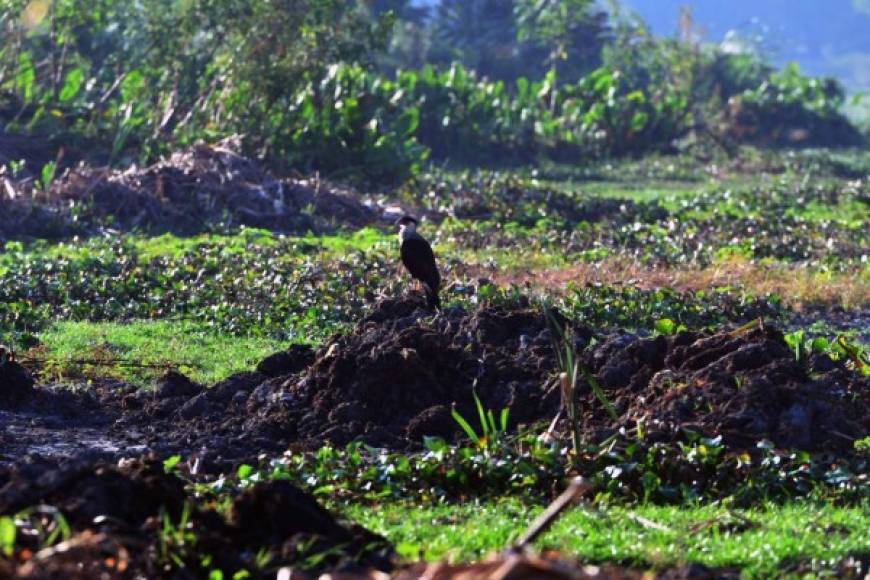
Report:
508,477,594,553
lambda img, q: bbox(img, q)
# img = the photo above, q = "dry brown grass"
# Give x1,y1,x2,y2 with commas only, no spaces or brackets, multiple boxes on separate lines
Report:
459,256,870,310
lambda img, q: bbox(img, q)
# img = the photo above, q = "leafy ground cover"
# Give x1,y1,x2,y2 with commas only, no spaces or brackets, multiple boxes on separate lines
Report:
1,148,868,578
2,149,867,384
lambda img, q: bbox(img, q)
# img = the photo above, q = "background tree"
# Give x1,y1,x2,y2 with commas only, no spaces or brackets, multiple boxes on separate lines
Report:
515,0,608,109
429,0,518,82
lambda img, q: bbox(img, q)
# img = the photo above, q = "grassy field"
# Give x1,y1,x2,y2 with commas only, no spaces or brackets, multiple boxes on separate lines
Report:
5,153,868,383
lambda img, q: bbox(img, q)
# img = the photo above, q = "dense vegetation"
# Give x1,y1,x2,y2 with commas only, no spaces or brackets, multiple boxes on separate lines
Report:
1,0,864,184
1,2,868,579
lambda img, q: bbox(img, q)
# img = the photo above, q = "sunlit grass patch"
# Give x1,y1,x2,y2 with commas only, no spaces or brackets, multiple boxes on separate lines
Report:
344,500,870,576
298,226,392,254
134,228,278,261
30,320,289,385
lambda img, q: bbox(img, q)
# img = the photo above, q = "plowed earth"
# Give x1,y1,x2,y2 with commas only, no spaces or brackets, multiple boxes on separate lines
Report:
0,137,378,239
2,296,867,469
2,297,869,578
0,457,393,578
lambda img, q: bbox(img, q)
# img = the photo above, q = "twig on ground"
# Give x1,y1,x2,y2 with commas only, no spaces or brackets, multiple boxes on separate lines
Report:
508,477,594,553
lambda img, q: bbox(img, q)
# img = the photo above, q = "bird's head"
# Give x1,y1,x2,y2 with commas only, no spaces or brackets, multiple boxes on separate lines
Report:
396,215,419,233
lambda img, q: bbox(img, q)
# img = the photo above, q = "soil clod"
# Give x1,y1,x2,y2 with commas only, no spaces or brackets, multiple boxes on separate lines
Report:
0,458,394,577
0,358,33,409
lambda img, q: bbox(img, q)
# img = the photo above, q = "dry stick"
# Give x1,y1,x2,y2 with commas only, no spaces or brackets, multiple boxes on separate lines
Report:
508,477,594,554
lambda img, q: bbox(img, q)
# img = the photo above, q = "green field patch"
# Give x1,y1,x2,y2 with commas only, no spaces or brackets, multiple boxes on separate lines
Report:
345,500,870,576
33,320,289,385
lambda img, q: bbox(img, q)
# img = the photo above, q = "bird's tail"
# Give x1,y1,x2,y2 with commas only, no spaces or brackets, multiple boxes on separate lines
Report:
423,284,441,311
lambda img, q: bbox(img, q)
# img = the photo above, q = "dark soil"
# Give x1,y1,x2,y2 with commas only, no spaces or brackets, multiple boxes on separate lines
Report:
0,359,33,409
2,297,868,470
584,325,869,449
1,137,379,239
1,298,868,577
0,457,393,578
252,294,569,447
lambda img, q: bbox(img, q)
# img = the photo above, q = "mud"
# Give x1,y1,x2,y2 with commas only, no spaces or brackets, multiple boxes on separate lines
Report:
0,458,393,578
1,137,378,239
2,298,868,469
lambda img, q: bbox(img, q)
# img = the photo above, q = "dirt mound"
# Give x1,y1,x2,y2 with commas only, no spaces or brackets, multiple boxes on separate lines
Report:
582,325,869,449
229,479,393,572
0,358,34,409
0,459,393,577
237,298,867,451
256,344,316,378
245,294,567,447
1,137,377,238
2,300,867,465
0,457,185,527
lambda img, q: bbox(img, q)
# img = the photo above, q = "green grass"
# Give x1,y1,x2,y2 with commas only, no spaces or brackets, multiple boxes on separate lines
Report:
33,320,289,384
344,500,870,576
4,226,392,264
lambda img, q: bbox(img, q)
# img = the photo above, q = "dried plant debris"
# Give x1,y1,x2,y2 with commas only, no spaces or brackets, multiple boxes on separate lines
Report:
1,137,377,238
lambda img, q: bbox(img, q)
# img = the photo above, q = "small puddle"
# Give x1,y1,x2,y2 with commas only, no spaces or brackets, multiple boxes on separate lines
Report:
0,411,147,462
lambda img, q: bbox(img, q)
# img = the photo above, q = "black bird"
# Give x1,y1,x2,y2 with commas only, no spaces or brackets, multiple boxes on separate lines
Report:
396,215,441,310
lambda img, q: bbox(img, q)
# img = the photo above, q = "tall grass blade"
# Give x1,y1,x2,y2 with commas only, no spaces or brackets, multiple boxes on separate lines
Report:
451,405,479,443
582,367,618,422
473,391,489,438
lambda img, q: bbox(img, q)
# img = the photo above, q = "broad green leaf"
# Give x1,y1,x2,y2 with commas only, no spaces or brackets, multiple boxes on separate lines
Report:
59,67,85,102
0,517,15,557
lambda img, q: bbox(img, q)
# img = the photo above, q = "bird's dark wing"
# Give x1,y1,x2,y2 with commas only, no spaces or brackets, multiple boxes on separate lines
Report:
400,237,440,291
